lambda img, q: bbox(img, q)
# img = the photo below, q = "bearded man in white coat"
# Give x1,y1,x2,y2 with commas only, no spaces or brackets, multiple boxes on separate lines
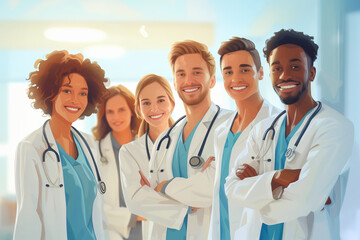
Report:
148,40,232,240
225,29,354,240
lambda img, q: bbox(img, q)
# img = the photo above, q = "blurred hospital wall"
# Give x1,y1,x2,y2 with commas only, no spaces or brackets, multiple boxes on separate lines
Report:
0,0,359,239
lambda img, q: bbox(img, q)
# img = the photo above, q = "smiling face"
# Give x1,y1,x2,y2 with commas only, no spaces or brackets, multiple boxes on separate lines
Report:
221,50,263,102
138,81,174,129
105,94,132,134
52,73,88,124
173,53,215,106
269,44,315,105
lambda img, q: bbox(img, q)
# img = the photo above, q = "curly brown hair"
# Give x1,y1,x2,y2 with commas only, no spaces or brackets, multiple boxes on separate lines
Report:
92,85,141,141
27,50,109,117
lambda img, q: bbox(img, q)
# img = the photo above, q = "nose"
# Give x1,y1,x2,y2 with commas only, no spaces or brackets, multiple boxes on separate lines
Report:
231,72,243,82
150,103,159,112
70,92,80,104
184,74,195,85
279,68,292,81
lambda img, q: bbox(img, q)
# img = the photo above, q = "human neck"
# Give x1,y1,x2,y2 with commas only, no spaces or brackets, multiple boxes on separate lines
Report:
232,92,263,133
182,96,212,142
148,122,170,142
112,128,133,146
49,113,73,142
285,94,317,136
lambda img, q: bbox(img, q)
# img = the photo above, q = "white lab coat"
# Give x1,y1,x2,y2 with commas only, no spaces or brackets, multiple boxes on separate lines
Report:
225,103,354,240
149,103,232,240
208,100,279,240
120,133,188,240
97,132,136,240
13,122,109,240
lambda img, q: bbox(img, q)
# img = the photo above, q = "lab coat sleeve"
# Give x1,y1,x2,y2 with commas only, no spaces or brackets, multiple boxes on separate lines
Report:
258,120,354,224
225,127,278,210
119,146,188,230
13,141,43,239
163,161,216,208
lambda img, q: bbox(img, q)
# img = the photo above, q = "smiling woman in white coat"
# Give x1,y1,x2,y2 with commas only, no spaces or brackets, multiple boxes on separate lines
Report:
13,50,110,240
92,85,142,240
119,74,188,240
208,37,280,240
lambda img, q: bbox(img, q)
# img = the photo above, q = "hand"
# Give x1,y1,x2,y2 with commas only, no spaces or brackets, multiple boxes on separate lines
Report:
139,171,150,187
236,164,258,180
201,156,215,172
271,169,301,190
155,180,168,192
136,215,147,221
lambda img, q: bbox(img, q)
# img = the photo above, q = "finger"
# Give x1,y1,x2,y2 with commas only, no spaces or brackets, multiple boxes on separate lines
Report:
202,156,215,172
139,171,150,186
243,164,257,176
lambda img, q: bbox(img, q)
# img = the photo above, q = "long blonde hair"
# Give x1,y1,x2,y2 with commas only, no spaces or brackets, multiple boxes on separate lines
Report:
135,74,175,137
92,85,141,140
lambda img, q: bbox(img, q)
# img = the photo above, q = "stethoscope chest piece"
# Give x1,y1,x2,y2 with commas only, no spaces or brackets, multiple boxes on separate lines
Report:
189,156,205,169
98,181,106,194
285,148,296,161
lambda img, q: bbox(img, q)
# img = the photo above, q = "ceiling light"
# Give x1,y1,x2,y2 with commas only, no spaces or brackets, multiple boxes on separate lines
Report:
44,27,107,43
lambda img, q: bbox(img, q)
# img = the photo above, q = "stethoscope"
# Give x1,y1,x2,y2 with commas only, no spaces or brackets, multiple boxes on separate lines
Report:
253,101,322,162
42,120,106,194
145,128,151,161
155,105,220,169
98,139,108,164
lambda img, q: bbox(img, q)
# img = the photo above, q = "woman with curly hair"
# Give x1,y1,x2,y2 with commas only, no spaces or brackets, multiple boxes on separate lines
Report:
14,50,110,240
92,85,141,240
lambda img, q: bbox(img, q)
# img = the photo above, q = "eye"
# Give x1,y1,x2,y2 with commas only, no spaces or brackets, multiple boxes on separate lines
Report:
177,72,185,77
291,65,300,70
241,68,251,73
224,70,233,75
119,108,125,112
142,101,150,106
272,66,282,72
194,71,202,75
80,92,88,96
158,99,165,103
63,89,71,94
107,110,113,114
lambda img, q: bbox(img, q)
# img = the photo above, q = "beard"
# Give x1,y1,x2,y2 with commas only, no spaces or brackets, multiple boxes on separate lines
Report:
177,86,210,106
275,77,309,105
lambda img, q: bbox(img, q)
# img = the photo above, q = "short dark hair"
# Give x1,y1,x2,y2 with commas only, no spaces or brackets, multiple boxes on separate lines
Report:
218,37,261,71
263,29,319,67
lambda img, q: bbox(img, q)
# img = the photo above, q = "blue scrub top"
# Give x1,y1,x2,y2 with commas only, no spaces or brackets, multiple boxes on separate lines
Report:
166,121,200,240
219,130,242,240
260,108,315,240
57,134,97,240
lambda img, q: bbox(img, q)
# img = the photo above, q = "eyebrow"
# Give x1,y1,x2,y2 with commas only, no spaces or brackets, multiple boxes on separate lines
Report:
157,95,166,98
222,66,232,71
192,67,203,71
61,84,88,90
271,58,302,66
240,64,252,68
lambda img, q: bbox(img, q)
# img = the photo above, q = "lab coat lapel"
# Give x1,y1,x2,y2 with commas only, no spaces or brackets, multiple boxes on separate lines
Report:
188,103,218,161
43,121,64,185
217,112,237,168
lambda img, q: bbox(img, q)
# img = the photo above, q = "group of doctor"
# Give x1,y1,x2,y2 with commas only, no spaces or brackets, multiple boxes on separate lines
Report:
13,28,354,240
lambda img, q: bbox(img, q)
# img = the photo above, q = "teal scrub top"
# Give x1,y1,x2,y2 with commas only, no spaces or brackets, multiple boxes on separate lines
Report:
219,129,242,240
166,121,200,240
57,134,97,240
260,108,315,240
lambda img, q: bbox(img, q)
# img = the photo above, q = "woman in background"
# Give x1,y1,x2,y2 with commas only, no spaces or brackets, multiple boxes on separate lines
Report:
14,50,109,240
119,74,176,240
92,85,141,239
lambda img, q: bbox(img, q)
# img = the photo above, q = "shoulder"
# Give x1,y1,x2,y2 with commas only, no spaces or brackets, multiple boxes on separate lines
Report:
121,134,146,153
313,103,353,132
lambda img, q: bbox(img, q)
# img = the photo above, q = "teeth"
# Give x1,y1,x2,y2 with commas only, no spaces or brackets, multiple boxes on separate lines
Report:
150,114,163,119
232,86,247,90
183,88,199,93
279,85,297,89
65,107,79,111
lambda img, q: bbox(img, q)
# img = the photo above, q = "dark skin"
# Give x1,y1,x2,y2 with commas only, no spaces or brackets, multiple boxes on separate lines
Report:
235,44,331,206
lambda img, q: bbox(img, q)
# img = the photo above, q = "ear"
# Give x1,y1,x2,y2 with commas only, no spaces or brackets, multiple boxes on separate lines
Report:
258,66,264,80
209,75,216,89
309,66,316,82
